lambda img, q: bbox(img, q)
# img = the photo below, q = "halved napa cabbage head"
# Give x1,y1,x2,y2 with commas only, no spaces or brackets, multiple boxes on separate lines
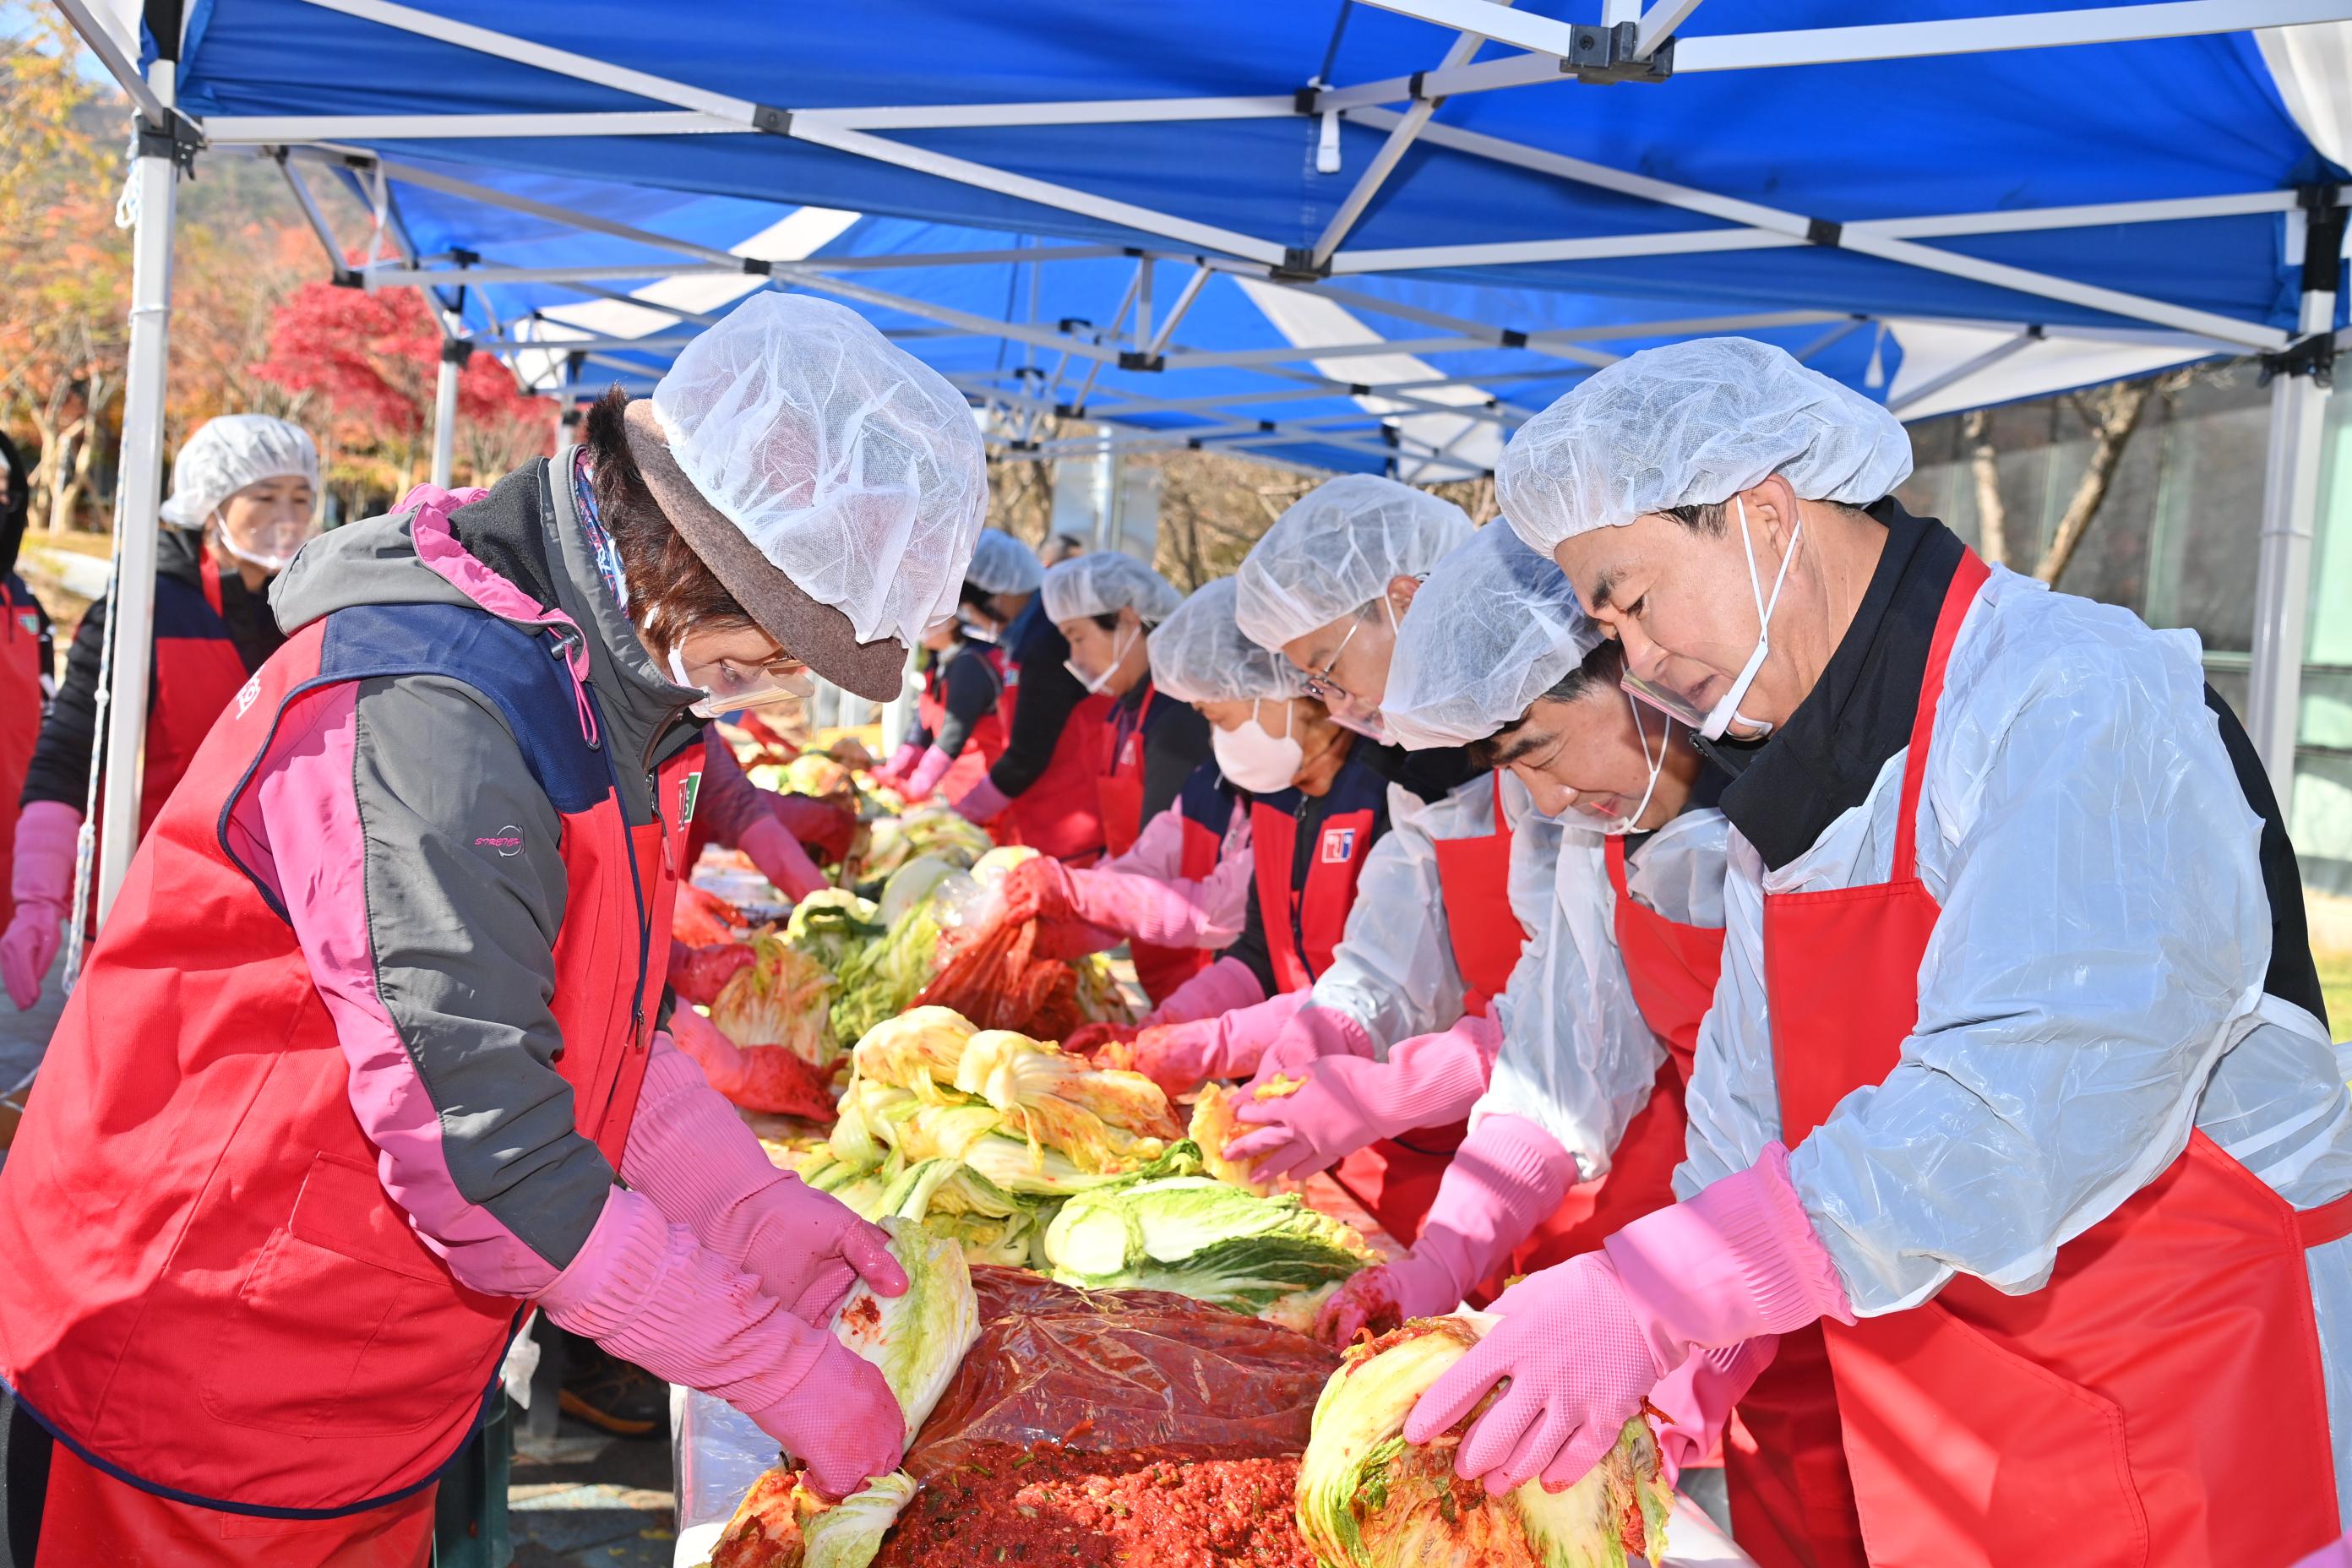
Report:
1296,1314,1673,1568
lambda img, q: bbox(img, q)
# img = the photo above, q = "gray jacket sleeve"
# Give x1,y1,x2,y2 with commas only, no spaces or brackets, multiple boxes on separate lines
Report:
343,673,613,1288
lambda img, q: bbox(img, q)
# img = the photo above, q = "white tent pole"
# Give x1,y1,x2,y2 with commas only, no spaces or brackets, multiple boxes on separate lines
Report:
95,65,183,923
2247,206,2344,816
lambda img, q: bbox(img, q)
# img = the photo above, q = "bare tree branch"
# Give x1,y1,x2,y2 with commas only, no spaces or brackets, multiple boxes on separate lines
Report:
2036,380,2155,586
1963,408,2009,569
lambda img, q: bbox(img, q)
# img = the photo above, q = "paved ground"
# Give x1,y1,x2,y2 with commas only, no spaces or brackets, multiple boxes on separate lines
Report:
508,1417,678,1568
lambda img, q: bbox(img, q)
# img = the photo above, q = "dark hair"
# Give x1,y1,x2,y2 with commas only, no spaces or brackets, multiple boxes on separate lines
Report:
581,386,754,656
1659,501,1729,536
1661,493,1879,536
1469,638,1626,770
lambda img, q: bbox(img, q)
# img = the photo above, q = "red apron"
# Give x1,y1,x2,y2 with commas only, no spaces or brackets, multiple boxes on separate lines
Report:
998,687,1111,863
1761,549,2349,1566
1505,827,1717,1281
916,644,1006,805
0,581,46,928
1340,774,1522,1246
1100,684,1202,1004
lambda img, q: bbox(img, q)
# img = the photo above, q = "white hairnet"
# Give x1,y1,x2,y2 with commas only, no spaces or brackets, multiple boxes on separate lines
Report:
159,415,317,529
1383,524,1605,749
1147,578,1309,705
966,529,1043,596
651,291,987,648
1499,336,1913,554
1233,475,1473,649
1039,552,1182,626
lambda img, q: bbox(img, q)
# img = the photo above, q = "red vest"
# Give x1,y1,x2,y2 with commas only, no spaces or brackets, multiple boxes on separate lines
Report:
1248,754,1387,992
0,598,689,1517
1102,683,1201,1002
1174,763,1234,885
915,642,1006,805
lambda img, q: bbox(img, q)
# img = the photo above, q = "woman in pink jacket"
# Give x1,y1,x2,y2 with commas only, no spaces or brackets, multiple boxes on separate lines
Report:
0,295,987,1565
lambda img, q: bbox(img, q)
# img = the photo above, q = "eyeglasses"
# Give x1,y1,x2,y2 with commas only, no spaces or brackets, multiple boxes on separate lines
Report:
1302,611,1367,705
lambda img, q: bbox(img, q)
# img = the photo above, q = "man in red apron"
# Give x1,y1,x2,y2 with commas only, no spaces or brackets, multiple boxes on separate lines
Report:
1273,524,1722,1352
1409,336,2351,1565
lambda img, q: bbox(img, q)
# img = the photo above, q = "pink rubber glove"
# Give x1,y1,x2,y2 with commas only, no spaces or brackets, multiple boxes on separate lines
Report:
1314,1113,1576,1348
1405,1142,1850,1495
1064,864,1219,946
897,744,957,803
623,1035,906,1326
2295,1534,2352,1568
538,1188,903,1500
1224,1015,1500,1181
1142,953,1277,1028
1649,1337,1776,1483
947,772,1010,825
739,814,830,904
766,792,858,865
2,801,78,1010
666,1005,837,1120
871,741,922,789
1252,1003,1378,1085
1113,966,1302,1097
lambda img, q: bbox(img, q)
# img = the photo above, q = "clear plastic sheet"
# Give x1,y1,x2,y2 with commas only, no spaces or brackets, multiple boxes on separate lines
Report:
902,1266,1340,1481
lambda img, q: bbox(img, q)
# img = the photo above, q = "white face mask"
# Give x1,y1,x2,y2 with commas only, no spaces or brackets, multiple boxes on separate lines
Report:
1212,699,1306,792
1620,497,1800,742
1603,692,1670,836
212,513,316,574
1064,623,1138,696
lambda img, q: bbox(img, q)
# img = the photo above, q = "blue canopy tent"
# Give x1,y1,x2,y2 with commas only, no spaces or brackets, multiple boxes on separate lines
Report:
47,0,2352,919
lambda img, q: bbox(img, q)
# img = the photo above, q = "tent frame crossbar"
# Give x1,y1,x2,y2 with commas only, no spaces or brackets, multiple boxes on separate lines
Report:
222,0,2321,355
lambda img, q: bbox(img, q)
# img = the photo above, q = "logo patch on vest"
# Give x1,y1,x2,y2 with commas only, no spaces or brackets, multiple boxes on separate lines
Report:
235,674,261,719
678,770,701,830
475,825,523,857
1319,825,1355,863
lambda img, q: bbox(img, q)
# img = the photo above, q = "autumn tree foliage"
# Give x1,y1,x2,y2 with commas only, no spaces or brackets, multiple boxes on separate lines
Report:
254,278,553,512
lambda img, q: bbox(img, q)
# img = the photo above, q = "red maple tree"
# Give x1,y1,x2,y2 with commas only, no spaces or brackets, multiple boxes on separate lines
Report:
254,277,553,507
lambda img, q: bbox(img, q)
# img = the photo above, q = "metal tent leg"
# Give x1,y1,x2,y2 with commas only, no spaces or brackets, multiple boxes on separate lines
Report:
94,69,183,924
2248,200,2344,822
430,335,470,489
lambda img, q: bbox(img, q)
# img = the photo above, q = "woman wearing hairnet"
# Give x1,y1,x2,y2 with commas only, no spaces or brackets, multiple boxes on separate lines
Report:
0,414,313,1010
1409,337,2352,1565
942,542,1111,860
868,529,1038,802
1207,476,1539,1241
999,579,1293,1013
0,293,988,1562
1000,553,1207,999
1079,580,1404,1098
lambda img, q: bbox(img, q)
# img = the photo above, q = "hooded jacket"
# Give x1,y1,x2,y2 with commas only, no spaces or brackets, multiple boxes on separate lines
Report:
0,459,718,1513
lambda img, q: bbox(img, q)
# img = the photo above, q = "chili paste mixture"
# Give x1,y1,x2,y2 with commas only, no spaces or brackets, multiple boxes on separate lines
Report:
873,1440,1315,1568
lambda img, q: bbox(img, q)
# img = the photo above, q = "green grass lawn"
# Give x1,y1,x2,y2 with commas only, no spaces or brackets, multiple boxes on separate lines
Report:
2323,952,2352,1044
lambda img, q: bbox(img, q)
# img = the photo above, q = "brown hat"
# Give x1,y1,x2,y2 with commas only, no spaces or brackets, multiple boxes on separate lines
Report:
620,398,908,701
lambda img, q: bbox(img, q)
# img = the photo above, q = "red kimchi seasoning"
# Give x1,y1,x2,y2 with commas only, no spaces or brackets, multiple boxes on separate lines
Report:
872,1441,1317,1568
